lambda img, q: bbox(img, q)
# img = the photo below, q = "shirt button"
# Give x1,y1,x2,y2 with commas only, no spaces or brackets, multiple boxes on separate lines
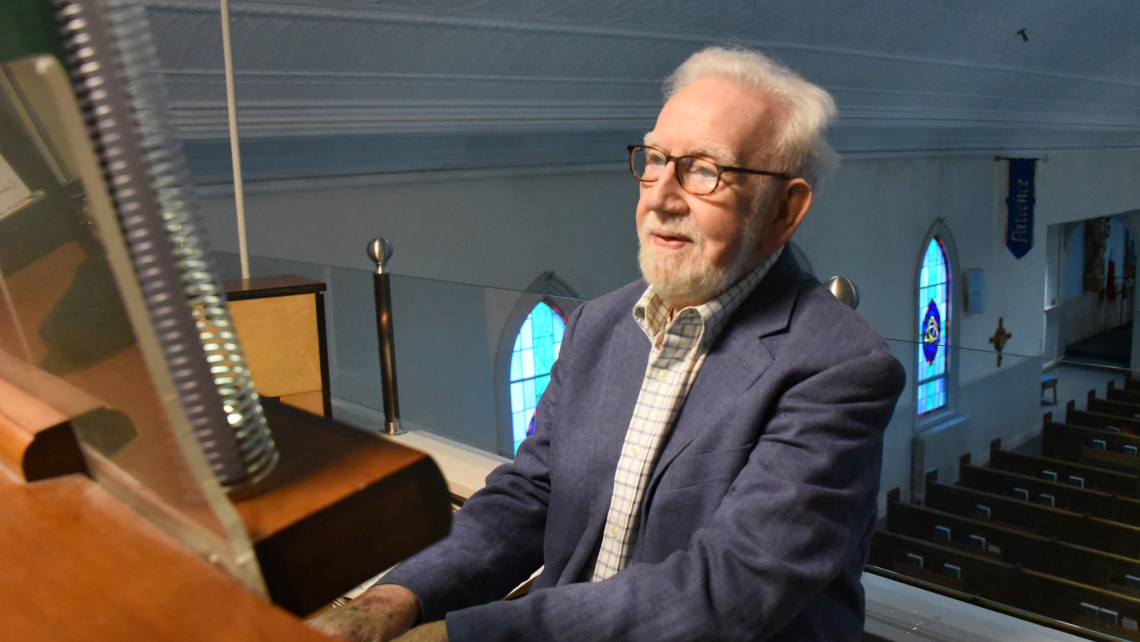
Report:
609,525,620,538
655,370,669,381
629,446,641,458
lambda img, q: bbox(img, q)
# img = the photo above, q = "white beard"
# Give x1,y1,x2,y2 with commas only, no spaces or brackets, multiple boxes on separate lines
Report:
638,210,763,306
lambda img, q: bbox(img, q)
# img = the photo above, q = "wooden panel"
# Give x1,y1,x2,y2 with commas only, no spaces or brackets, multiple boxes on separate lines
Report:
229,294,322,398
0,469,332,642
235,400,451,616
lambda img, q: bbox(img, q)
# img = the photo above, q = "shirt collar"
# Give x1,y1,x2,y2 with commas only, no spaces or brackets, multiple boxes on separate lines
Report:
633,246,784,348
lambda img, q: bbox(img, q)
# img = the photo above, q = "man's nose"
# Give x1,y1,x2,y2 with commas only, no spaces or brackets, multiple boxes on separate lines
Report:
641,162,689,215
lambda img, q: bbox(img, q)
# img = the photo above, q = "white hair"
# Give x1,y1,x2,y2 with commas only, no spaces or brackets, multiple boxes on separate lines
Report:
664,46,840,188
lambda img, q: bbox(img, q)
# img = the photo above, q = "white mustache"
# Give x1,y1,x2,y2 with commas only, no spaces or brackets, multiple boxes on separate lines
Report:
640,213,702,244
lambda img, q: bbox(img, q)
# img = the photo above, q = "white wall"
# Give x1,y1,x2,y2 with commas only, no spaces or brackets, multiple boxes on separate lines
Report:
199,171,642,300
199,147,1140,492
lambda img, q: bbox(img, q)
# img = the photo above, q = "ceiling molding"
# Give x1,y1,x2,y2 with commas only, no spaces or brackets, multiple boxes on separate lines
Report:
143,0,1140,87
138,0,1140,181
166,99,1140,140
167,100,658,137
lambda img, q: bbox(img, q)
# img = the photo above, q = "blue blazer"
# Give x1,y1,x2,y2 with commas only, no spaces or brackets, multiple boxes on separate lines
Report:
384,251,906,641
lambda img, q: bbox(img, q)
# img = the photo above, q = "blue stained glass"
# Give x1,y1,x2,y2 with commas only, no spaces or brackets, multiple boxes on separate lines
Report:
535,343,555,373
917,379,946,415
523,379,536,409
532,304,552,338
917,238,950,416
509,302,568,453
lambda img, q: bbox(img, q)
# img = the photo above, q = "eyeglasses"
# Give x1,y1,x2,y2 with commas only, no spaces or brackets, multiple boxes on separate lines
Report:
627,145,791,196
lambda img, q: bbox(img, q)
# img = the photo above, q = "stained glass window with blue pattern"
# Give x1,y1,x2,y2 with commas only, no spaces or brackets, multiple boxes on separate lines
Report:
510,302,566,453
917,238,949,415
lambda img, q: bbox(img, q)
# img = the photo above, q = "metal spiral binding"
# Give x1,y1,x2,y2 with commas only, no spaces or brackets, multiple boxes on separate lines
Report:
56,0,278,489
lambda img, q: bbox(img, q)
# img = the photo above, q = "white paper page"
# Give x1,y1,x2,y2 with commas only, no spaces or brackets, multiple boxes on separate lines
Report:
0,151,32,218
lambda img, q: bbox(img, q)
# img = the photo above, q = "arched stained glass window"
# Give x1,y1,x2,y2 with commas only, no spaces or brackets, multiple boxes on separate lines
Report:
509,302,566,453
917,238,950,415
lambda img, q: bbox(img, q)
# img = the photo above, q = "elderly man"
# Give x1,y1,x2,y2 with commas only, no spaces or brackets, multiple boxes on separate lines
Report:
311,46,905,642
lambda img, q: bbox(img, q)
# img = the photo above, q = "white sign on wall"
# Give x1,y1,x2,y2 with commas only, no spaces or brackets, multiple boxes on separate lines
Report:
0,152,32,218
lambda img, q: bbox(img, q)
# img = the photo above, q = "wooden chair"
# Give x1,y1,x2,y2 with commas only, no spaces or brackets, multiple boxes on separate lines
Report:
1042,374,1058,405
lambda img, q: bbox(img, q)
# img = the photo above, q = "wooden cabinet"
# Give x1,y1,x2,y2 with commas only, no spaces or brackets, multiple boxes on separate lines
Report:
226,275,332,417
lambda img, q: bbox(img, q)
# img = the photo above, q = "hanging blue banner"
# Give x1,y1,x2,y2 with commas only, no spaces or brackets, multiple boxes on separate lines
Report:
1005,158,1036,259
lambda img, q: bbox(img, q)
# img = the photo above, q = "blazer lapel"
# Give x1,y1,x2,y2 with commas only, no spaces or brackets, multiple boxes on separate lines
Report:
557,305,650,584
646,251,805,492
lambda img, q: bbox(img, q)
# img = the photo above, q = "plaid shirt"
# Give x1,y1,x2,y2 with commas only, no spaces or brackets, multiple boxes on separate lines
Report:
590,247,784,581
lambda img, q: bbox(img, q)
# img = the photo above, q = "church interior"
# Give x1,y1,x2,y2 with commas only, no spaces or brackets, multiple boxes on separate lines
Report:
3,0,1140,640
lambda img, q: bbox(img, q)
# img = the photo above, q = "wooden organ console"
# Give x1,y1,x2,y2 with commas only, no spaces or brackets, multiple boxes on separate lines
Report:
0,5,452,637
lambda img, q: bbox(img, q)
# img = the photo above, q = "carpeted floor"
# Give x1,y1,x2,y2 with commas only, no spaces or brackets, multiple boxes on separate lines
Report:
1064,322,1132,368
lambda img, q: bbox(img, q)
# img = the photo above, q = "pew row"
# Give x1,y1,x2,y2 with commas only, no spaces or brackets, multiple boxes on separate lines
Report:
870,530,1140,639
958,456,1140,526
987,439,1139,496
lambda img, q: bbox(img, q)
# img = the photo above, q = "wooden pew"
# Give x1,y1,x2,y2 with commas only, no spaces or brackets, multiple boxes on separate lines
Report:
1042,418,1140,474
987,439,1139,496
959,455,1140,526
886,492,1140,596
870,530,1140,639
1065,401,1140,437
1125,372,1140,394
1090,391,1140,421
870,529,1014,602
924,478,1140,559
1110,381,1140,407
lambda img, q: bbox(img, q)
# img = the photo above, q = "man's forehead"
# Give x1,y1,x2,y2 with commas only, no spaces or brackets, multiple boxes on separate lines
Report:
642,131,736,166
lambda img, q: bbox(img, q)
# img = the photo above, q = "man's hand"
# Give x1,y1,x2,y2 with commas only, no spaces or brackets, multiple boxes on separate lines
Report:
306,584,420,642
391,621,447,642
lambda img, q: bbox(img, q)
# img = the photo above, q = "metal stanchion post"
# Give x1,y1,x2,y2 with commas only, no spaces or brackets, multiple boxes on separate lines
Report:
367,238,404,435
824,276,860,310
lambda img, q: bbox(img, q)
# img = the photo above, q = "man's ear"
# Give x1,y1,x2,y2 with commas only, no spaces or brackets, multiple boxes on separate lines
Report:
759,178,813,255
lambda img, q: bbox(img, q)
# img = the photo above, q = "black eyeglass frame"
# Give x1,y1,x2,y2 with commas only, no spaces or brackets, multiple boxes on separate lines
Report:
627,144,792,196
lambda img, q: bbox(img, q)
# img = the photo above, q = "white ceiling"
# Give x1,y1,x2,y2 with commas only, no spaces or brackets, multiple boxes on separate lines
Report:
143,0,1140,182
